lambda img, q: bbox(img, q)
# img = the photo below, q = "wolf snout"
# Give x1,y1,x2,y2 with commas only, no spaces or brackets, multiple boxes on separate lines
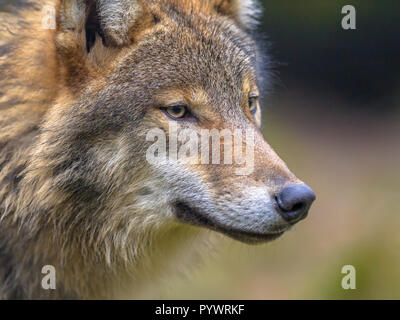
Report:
275,184,316,223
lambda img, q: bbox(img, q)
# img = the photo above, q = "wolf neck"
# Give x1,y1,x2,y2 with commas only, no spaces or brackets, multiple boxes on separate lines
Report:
0,213,196,299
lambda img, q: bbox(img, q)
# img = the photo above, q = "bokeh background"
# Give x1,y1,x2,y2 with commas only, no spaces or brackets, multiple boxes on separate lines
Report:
161,0,400,299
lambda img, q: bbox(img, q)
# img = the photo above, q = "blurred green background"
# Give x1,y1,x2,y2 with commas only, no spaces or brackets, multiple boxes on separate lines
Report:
160,0,400,299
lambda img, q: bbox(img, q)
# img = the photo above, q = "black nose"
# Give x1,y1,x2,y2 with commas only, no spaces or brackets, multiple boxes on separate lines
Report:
275,184,316,223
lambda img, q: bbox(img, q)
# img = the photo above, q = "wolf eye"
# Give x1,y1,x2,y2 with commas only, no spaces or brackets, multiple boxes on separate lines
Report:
248,95,258,114
162,105,188,119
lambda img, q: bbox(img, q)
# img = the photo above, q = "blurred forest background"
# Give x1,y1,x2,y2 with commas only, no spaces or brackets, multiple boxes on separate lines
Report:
162,0,400,299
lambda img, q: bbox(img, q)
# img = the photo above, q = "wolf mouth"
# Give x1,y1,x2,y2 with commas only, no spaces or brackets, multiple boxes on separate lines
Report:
173,201,286,244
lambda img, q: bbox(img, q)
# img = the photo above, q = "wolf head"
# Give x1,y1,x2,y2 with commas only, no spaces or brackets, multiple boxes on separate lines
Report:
29,0,315,250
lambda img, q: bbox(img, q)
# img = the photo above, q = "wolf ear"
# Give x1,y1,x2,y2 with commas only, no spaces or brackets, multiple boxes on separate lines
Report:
213,0,262,29
58,0,150,49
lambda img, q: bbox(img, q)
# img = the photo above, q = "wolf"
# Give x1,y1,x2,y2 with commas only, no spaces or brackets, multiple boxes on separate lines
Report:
0,0,315,299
